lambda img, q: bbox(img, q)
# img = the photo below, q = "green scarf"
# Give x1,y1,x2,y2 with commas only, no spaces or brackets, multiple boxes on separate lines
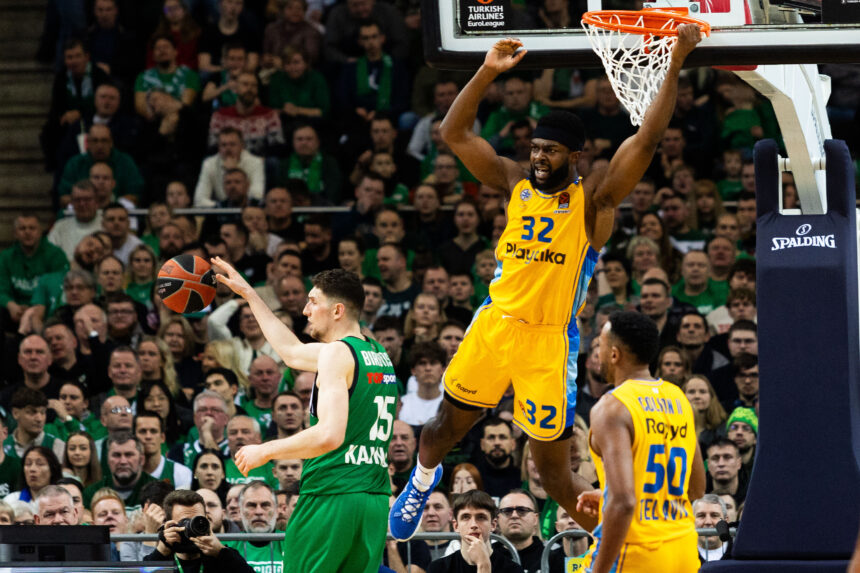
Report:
288,153,323,194
356,54,392,112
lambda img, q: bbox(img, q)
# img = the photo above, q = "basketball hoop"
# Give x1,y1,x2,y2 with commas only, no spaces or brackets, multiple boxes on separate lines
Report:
581,8,710,126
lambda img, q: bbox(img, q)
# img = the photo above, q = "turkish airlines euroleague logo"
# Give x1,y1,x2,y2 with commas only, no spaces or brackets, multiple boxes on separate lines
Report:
464,0,505,28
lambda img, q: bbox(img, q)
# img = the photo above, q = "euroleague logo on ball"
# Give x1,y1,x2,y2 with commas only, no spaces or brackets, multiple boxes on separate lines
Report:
157,255,217,314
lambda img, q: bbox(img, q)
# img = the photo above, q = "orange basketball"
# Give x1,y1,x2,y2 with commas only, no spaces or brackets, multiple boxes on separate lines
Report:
157,255,217,314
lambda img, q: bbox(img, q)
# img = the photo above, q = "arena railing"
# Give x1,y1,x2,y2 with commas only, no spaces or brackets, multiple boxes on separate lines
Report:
112,529,735,568
538,528,739,570
111,532,521,566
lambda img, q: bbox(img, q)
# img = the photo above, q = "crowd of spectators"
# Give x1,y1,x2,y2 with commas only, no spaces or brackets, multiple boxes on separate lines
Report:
10,0,858,569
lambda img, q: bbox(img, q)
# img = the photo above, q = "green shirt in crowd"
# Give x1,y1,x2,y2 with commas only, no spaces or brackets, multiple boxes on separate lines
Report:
0,238,68,307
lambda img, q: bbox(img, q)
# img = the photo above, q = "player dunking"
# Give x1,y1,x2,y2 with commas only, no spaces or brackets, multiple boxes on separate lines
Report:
577,311,705,572
389,27,702,540
213,258,397,573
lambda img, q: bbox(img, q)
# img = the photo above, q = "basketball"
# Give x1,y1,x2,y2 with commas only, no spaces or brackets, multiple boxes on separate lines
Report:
157,255,217,314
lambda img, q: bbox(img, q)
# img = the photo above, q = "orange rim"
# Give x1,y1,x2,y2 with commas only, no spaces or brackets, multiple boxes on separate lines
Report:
582,8,711,37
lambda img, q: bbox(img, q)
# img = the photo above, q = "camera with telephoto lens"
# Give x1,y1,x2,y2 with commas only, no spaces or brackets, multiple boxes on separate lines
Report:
173,516,211,553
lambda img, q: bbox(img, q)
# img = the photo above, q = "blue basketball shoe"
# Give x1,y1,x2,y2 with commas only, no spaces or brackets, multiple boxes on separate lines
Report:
388,465,443,540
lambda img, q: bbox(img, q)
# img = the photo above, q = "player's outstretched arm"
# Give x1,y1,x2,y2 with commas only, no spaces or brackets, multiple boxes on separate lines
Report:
440,38,527,198
234,342,351,474
589,396,636,573
583,24,701,250
211,256,323,372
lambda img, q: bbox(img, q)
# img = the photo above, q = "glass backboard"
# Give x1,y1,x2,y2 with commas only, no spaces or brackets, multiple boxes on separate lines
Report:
423,0,860,69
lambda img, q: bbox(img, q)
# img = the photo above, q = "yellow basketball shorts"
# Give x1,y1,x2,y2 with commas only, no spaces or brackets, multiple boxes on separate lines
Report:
583,530,699,573
443,302,579,441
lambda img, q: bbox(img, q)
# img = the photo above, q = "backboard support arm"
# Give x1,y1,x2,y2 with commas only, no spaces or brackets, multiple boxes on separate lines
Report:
732,64,832,215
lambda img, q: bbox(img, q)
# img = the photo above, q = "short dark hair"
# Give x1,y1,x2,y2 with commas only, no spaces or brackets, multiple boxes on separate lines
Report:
206,367,239,389
140,480,174,507
727,288,756,307
11,388,48,410
607,311,660,365
311,269,365,320
737,190,756,203
373,315,403,336
728,319,757,336
706,437,740,457
219,127,243,142
452,489,497,521
641,277,670,295
482,416,512,436
134,409,166,434
728,259,756,281
163,490,205,520
56,476,84,493
273,390,302,407
501,488,538,511
107,431,141,453
733,352,758,371
361,276,383,290
409,341,446,369
105,292,135,307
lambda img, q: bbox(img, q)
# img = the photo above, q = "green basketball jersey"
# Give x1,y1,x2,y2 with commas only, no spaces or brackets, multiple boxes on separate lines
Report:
225,457,279,489
224,540,284,573
299,336,397,496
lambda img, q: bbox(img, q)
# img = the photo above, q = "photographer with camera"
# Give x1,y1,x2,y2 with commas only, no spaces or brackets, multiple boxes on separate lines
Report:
144,490,255,573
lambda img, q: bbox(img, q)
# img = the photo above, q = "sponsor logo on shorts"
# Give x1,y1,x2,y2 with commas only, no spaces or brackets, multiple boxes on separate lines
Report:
455,383,477,395
504,242,567,265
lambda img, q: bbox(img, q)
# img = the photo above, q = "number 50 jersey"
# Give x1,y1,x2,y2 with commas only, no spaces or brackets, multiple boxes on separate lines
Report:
491,178,599,326
592,379,698,546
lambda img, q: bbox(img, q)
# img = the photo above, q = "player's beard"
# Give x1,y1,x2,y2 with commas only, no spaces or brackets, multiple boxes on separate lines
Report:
530,163,570,192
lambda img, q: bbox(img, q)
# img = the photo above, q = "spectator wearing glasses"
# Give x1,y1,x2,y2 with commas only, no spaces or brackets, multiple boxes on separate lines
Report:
497,489,544,572
723,353,758,413
726,407,757,475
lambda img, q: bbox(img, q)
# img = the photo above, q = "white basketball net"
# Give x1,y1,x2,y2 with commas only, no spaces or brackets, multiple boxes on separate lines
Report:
582,13,680,126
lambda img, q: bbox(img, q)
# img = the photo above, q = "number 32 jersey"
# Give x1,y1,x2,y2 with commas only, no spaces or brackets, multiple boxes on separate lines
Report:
300,336,398,497
492,178,599,326
592,379,698,547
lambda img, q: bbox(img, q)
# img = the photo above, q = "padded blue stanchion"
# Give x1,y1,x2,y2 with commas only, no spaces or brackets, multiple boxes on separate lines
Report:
702,139,860,570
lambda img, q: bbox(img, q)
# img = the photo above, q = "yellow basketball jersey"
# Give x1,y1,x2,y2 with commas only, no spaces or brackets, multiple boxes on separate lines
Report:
591,379,697,547
491,178,598,327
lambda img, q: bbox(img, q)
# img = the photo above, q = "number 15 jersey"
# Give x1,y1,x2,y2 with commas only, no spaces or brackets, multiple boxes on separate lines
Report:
491,178,599,327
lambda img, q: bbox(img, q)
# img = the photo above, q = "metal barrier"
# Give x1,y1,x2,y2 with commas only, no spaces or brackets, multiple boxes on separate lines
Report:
109,531,522,567
538,528,739,571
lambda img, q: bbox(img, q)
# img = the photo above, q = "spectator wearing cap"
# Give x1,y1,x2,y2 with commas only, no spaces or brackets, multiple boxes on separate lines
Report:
4,388,66,462
726,407,757,475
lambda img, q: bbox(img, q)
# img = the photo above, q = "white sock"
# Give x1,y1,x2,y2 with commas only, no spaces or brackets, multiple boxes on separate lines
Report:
412,460,438,492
